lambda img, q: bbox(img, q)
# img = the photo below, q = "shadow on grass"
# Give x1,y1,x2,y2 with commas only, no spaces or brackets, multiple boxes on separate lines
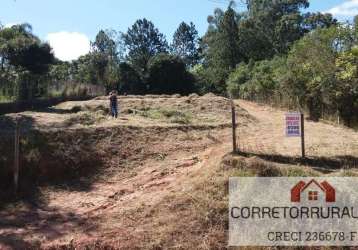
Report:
0,118,104,248
0,116,107,207
0,115,36,134
234,151,358,171
0,184,99,249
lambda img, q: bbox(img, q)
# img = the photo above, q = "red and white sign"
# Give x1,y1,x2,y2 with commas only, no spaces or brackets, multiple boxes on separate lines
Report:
286,113,301,137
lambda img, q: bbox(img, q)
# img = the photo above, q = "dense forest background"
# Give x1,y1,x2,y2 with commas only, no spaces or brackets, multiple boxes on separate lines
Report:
0,0,357,126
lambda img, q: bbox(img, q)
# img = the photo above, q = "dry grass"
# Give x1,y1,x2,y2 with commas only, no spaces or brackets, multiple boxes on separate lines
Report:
64,111,107,126
1,96,357,249
136,108,193,124
54,94,252,128
132,153,356,250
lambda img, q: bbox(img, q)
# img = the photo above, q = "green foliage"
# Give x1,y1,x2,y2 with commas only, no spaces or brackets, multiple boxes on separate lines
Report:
286,27,342,120
226,63,250,98
147,53,195,95
229,24,357,127
171,22,200,67
0,24,55,101
91,30,120,91
335,47,358,126
228,57,285,102
200,0,337,96
118,62,144,94
0,2,355,129
191,64,216,94
123,19,168,77
201,6,242,93
139,108,192,124
0,24,54,74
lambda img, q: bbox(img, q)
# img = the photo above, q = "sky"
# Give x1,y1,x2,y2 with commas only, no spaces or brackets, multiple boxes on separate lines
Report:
1,0,358,61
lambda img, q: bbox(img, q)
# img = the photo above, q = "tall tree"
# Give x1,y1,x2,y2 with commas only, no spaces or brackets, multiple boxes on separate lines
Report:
123,18,168,77
0,23,55,100
201,6,243,93
171,22,200,67
89,30,120,91
92,30,116,55
239,0,337,60
219,6,242,70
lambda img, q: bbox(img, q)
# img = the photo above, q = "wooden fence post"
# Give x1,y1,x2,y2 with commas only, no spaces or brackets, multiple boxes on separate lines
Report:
231,99,237,153
14,119,20,194
301,113,305,158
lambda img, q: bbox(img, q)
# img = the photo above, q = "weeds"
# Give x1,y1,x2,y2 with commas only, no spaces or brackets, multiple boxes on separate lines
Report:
0,94,13,103
138,108,192,124
65,111,106,126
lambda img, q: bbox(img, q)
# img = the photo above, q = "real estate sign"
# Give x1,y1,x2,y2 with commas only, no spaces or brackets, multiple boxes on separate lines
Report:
286,113,301,137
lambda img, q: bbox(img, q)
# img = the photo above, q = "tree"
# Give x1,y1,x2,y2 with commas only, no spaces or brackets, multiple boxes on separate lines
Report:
72,54,97,84
0,24,54,74
286,27,338,121
239,0,337,60
207,8,225,31
335,47,358,126
147,53,195,95
90,30,120,91
171,22,200,67
302,12,337,31
242,0,309,57
201,6,243,93
123,19,168,77
219,6,242,70
91,30,116,56
118,62,144,94
0,23,55,100
226,62,250,98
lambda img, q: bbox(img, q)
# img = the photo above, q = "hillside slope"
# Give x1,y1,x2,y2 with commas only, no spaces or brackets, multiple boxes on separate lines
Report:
0,97,357,249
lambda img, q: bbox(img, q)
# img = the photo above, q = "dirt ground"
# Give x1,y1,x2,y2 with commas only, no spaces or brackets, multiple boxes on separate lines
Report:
0,96,357,249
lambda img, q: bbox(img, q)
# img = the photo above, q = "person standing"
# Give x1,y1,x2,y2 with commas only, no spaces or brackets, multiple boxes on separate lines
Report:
109,91,118,118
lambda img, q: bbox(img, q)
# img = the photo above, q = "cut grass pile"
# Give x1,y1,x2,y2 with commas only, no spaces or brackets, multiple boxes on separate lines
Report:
137,108,193,124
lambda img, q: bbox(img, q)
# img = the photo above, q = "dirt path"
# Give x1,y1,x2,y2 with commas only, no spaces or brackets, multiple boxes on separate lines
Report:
0,125,232,249
0,99,357,249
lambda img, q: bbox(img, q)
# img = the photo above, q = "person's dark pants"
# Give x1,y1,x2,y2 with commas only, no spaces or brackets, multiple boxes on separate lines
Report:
111,105,118,118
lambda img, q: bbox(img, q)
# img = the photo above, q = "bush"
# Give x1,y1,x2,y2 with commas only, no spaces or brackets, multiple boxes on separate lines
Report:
226,63,250,98
147,53,195,95
118,62,145,94
227,57,285,103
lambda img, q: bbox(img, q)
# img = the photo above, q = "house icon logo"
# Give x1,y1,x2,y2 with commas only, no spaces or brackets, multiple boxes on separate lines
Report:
291,179,336,203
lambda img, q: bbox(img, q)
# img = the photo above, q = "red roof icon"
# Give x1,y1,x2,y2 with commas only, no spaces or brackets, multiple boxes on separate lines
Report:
291,179,336,203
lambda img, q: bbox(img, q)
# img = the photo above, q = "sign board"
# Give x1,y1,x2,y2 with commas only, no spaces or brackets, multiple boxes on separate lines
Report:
286,113,301,137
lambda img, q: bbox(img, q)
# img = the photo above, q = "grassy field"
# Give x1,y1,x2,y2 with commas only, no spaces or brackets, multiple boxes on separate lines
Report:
0,95,357,249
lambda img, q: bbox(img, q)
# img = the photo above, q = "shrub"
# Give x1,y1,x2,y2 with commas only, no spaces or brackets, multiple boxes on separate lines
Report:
147,54,195,95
